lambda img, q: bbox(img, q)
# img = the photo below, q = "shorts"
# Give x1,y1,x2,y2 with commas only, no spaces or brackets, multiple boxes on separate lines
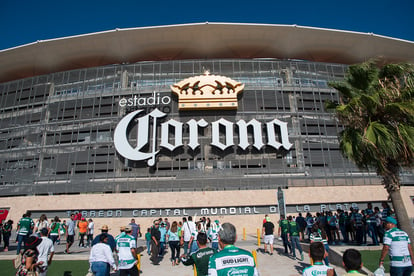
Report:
264,235,274,244
67,235,74,243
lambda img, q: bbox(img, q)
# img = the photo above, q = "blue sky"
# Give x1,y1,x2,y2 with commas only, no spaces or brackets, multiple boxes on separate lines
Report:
1,0,413,50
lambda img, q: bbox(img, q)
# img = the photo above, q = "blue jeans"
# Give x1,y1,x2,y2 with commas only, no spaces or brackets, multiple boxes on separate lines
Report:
91,261,110,276
390,266,412,276
16,234,28,254
159,241,165,256
324,243,330,265
290,236,302,257
190,240,198,254
183,241,190,255
281,233,291,253
339,224,348,243
368,223,378,245
146,239,151,255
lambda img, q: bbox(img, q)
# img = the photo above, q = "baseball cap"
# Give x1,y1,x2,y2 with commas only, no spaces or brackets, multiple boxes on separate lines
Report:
385,216,397,225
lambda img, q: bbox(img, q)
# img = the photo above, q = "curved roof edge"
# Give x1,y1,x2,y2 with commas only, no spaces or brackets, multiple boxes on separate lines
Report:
1,22,413,83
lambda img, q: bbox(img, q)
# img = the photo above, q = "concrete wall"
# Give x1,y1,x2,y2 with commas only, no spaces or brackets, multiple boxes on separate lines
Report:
1,185,412,235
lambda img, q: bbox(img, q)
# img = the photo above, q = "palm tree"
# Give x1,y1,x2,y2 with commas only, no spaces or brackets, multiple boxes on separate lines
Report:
328,60,414,246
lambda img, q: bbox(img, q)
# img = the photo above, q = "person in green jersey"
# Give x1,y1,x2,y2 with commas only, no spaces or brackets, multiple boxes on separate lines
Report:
181,232,216,275
288,216,304,261
208,222,259,276
145,228,151,255
16,212,34,254
302,242,335,276
342,249,365,276
49,216,61,245
116,225,138,276
379,216,413,276
278,214,292,255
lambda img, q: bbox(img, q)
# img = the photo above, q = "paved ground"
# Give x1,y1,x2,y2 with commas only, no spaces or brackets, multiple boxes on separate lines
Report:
0,235,384,276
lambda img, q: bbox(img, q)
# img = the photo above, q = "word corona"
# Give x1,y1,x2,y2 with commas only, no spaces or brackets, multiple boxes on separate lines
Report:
114,108,293,166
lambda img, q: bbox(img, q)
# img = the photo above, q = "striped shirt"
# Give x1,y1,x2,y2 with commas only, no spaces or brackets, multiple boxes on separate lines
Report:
116,233,137,270
383,227,412,267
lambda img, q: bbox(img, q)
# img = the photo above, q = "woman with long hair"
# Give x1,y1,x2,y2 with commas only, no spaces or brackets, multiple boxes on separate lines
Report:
16,236,43,276
49,217,60,245
166,221,181,266
34,214,49,236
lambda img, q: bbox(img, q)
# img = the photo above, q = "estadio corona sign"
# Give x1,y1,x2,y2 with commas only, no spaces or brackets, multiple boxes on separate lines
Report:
114,73,293,166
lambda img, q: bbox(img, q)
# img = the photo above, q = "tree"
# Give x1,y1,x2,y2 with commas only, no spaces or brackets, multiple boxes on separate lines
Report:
328,60,414,246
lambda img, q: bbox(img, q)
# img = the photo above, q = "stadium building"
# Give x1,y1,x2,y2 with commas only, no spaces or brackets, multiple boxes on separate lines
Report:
0,23,413,231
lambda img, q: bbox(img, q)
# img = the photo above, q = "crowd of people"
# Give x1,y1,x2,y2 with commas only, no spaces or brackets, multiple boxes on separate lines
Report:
2,205,413,276
276,202,395,250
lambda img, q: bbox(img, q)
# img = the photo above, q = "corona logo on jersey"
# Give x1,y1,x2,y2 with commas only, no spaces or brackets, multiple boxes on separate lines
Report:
114,73,292,167
170,71,244,110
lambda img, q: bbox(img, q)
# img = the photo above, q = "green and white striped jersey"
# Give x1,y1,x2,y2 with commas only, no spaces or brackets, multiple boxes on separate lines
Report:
383,227,412,267
116,232,137,270
208,245,259,276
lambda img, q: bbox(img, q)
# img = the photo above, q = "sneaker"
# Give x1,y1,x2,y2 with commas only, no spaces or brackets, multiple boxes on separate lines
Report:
300,252,304,261
3,248,8,252
269,252,273,256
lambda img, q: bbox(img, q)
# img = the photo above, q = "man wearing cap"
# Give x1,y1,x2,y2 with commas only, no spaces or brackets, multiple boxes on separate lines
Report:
116,225,139,276
116,226,126,241
150,219,161,265
159,222,167,256
208,222,259,276
379,216,413,276
37,228,55,276
92,225,116,252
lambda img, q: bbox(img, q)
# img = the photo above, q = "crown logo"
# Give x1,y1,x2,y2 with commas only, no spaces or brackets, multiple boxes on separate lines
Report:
171,71,244,110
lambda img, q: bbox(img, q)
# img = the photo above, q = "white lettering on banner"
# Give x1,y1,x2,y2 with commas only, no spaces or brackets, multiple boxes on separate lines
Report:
49,203,383,218
118,92,171,107
114,108,293,166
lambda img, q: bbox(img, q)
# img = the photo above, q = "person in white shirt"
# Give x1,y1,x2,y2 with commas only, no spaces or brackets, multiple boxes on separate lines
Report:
89,233,117,276
37,228,55,276
182,216,196,255
87,218,94,247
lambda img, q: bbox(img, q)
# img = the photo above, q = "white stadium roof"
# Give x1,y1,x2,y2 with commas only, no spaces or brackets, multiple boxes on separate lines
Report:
1,22,413,82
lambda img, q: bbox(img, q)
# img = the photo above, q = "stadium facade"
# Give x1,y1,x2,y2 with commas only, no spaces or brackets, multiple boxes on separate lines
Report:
0,23,413,231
